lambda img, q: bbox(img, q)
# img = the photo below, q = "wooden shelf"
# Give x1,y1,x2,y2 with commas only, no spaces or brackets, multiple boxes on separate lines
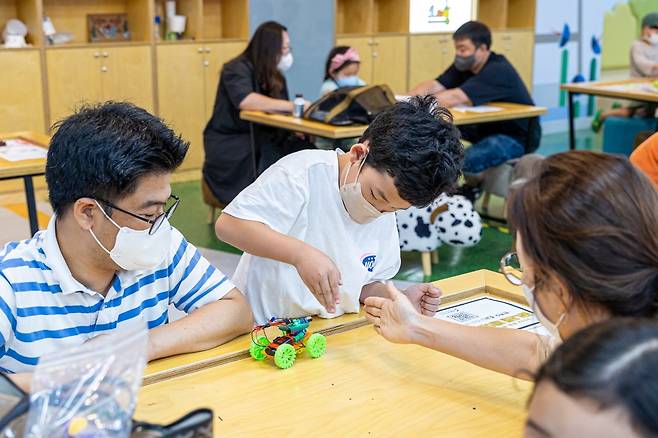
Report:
43,0,153,45
44,40,152,49
336,0,373,35
203,0,248,40
373,0,409,34
0,0,43,46
506,0,535,29
477,0,508,30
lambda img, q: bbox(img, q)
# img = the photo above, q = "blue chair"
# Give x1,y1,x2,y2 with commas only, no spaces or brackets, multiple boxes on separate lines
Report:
603,116,656,156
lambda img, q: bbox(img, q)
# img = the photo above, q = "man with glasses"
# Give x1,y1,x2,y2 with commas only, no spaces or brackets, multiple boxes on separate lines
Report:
0,102,253,385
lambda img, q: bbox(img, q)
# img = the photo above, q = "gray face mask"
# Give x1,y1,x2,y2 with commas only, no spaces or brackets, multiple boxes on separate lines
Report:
454,53,476,72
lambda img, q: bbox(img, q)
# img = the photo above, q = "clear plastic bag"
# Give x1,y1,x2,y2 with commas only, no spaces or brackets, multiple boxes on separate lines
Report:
25,326,148,437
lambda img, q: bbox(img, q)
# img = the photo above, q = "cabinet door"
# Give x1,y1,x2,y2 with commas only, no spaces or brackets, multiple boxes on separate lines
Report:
204,42,246,119
156,44,206,170
335,36,373,84
46,48,102,125
0,50,46,133
492,31,534,91
372,35,408,94
409,34,453,91
102,46,155,113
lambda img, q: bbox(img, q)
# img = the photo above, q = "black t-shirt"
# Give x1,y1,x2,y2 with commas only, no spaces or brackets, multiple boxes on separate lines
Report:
205,55,289,136
437,52,535,145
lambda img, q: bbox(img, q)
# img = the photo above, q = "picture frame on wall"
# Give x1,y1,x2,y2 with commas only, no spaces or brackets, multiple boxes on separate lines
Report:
87,13,131,43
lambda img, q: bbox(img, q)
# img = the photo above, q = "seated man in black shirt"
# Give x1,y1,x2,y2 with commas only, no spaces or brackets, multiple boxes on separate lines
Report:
410,21,539,175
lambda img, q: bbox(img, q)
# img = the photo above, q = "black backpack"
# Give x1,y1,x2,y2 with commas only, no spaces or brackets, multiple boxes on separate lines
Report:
306,84,396,125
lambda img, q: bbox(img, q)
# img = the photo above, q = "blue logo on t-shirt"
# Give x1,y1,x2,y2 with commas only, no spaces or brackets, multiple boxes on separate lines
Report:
362,254,376,272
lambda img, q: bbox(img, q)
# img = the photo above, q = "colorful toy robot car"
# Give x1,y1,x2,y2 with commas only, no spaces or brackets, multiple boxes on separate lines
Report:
249,316,326,369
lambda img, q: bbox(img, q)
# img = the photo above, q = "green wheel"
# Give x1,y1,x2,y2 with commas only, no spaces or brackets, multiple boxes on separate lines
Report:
306,333,327,358
249,336,269,361
273,343,296,369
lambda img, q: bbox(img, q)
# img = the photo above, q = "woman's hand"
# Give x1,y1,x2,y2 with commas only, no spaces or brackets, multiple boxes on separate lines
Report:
364,282,422,344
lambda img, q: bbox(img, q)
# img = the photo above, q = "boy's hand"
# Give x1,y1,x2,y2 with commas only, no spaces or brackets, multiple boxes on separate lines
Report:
403,283,442,316
293,246,342,313
365,282,419,344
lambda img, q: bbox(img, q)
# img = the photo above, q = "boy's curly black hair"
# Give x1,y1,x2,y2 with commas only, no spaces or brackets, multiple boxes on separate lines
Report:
359,95,464,207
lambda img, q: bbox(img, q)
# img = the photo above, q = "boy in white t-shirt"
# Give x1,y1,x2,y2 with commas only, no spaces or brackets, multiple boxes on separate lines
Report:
216,96,464,324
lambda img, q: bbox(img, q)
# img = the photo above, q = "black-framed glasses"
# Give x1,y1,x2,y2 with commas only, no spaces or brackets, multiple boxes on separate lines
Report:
97,195,180,235
500,252,523,286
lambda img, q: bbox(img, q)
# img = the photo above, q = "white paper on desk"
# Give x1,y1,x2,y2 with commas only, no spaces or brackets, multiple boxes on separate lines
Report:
435,296,549,335
451,105,504,113
0,139,48,162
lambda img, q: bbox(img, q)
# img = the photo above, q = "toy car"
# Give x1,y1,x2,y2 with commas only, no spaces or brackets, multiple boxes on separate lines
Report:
249,316,326,369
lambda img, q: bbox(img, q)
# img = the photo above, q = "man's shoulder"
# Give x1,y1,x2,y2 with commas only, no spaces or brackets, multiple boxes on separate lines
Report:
269,149,337,178
0,234,50,289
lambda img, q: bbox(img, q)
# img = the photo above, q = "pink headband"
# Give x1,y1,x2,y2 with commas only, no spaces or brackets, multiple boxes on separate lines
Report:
330,47,360,73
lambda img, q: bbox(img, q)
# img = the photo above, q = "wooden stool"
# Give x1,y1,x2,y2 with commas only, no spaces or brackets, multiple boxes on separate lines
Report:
201,178,226,224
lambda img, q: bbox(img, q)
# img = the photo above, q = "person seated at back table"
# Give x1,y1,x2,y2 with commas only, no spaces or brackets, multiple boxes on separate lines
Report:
409,20,540,179
0,102,253,390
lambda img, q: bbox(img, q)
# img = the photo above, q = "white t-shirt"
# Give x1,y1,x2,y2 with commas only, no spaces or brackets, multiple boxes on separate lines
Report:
224,149,401,324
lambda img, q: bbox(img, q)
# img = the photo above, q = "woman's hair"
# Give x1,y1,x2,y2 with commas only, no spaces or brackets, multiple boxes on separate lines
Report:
324,46,360,80
533,318,658,436
241,21,287,97
507,151,658,318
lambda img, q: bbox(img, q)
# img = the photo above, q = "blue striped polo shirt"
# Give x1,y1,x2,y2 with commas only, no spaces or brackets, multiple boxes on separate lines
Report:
0,216,235,373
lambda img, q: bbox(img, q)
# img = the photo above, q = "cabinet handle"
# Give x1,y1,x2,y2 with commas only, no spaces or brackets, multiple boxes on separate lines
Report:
502,36,512,41
203,60,209,67
102,51,109,58
197,47,204,53
93,51,100,58
205,48,211,54
101,66,108,72
373,52,379,58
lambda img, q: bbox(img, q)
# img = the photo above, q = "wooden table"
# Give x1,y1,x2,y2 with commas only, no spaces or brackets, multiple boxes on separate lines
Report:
241,102,546,138
0,132,49,236
241,103,546,177
136,270,533,436
561,78,658,151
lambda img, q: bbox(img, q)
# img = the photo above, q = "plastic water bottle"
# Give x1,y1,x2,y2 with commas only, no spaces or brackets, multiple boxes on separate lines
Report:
293,94,304,118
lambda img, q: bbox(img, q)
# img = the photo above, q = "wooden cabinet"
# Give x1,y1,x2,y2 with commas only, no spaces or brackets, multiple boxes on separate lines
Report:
336,35,407,94
157,43,206,171
491,31,534,91
409,34,454,91
157,41,245,170
46,48,104,124
372,36,407,94
102,46,154,113
0,49,45,133
46,46,154,124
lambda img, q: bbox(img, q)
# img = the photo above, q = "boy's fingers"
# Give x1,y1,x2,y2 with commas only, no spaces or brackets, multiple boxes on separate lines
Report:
364,296,387,308
364,305,382,318
320,277,336,313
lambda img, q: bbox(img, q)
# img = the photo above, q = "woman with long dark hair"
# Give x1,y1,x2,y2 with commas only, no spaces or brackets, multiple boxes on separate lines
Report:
203,21,312,205
364,151,658,379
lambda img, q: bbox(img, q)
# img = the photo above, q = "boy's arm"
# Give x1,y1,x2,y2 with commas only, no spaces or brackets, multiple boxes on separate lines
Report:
216,213,342,313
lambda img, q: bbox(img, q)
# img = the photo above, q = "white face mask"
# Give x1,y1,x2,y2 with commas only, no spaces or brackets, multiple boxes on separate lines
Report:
523,284,566,341
339,155,384,224
277,52,293,72
89,201,172,271
648,33,658,45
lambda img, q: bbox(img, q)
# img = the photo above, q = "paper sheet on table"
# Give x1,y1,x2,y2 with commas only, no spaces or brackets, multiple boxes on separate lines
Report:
599,83,658,94
436,296,549,335
0,139,48,162
451,105,504,113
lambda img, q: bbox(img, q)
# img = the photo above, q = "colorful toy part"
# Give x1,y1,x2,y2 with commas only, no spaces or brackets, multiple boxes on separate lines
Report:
249,317,327,369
